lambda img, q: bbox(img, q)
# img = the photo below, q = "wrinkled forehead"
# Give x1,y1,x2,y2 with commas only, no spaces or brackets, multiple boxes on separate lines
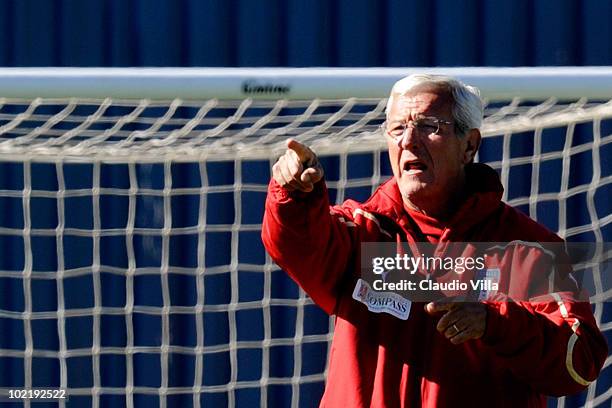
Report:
387,84,454,121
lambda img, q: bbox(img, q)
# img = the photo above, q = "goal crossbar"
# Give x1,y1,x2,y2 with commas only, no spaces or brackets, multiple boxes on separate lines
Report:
0,67,612,101
1,67,612,163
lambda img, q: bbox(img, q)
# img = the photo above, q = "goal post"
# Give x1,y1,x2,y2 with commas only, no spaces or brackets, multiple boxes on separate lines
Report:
0,67,610,408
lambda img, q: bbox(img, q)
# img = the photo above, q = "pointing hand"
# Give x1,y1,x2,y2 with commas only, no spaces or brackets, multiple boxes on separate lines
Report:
272,139,324,192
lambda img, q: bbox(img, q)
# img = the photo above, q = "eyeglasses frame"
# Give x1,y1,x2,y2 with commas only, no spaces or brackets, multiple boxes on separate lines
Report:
381,116,456,142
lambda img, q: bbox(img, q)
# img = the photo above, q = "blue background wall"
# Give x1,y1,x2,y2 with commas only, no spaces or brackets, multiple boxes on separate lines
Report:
0,0,611,68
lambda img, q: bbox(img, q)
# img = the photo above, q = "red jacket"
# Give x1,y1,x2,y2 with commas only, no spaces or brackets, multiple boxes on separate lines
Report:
261,163,607,408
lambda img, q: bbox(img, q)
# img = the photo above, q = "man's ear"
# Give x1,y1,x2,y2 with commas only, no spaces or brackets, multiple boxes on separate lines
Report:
463,129,481,164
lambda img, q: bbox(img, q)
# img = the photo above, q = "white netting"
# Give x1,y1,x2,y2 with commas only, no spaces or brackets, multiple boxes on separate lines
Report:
0,96,610,161
0,92,610,408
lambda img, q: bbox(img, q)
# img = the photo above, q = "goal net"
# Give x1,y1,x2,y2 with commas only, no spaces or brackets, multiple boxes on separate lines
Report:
0,67,609,408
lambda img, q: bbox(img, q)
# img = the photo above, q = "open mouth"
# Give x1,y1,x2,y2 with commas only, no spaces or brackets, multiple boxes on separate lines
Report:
403,160,427,173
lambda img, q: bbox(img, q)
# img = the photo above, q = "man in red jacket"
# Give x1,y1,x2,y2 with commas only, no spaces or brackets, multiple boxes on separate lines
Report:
261,74,607,407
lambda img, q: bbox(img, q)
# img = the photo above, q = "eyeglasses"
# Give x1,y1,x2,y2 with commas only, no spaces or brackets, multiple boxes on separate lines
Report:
381,117,454,141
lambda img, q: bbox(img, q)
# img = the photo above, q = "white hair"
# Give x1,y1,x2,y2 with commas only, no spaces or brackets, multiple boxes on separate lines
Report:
386,74,484,134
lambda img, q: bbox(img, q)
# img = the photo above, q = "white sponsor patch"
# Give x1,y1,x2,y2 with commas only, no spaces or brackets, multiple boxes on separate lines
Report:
352,278,411,320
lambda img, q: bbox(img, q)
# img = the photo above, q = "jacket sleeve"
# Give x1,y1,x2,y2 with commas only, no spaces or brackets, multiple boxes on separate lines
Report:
261,178,360,315
482,290,608,396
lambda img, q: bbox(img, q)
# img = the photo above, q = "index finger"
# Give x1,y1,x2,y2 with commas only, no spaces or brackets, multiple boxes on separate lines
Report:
425,295,468,314
286,138,315,164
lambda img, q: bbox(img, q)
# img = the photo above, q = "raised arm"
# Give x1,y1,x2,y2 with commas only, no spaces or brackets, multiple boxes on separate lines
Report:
261,139,359,314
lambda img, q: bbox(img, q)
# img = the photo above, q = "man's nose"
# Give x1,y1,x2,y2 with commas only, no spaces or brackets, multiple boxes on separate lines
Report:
397,125,419,150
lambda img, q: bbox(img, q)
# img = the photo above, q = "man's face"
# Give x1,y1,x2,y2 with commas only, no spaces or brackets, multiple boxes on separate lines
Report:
385,87,476,211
